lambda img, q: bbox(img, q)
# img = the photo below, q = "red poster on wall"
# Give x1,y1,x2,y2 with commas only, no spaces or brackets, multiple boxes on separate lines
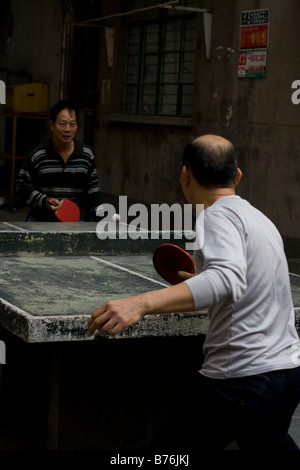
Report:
240,9,269,49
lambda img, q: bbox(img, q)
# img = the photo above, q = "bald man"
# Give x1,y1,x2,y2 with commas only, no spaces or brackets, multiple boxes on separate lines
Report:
88,135,300,451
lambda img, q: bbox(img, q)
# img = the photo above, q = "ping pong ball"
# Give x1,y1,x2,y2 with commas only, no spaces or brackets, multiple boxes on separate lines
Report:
112,213,120,222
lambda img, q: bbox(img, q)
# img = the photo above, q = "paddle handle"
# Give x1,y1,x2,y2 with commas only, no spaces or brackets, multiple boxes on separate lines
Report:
47,198,59,207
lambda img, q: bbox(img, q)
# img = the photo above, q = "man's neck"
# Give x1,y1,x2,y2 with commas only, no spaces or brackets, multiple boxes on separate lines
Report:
52,138,74,162
191,186,237,209
204,188,237,208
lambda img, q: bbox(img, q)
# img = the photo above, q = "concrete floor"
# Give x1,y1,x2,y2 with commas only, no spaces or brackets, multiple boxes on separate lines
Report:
0,202,299,449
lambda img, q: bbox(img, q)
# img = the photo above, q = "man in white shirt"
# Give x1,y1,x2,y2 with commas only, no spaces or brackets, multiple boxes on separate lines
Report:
88,134,300,450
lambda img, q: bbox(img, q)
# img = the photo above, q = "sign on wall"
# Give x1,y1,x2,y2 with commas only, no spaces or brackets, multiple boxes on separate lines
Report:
240,9,269,49
238,50,267,78
238,9,269,78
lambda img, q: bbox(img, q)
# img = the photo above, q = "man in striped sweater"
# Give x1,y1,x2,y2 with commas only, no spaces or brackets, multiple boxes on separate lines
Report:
16,100,102,221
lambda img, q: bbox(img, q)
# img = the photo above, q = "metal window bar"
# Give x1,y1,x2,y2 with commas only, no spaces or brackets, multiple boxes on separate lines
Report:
123,26,141,114
141,22,161,114
177,19,186,115
156,18,166,115
139,24,147,114
159,16,195,116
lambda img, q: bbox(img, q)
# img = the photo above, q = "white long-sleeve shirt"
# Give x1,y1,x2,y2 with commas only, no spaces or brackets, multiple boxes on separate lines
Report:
185,195,300,378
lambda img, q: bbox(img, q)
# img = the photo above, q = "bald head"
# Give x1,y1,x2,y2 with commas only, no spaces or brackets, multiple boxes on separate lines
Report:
182,134,237,188
193,134,234,160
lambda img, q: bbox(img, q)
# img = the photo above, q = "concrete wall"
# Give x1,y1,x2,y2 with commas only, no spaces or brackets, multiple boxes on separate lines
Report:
193,0,300,238
1,0,299,241
94,0,193,207
94,0,300,241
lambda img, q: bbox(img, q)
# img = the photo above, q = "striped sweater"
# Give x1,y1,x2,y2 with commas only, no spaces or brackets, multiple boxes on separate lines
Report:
16,138,102,221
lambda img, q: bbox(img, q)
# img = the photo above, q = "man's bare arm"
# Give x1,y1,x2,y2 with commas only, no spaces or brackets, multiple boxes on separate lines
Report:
87,282,195,338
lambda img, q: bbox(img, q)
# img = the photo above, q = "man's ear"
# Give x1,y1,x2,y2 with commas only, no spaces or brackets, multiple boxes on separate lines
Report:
234,168,242,187
181,164,191,186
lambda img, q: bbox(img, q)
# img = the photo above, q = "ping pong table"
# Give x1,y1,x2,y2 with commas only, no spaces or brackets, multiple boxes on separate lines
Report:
0,221,210,343
0,222,210,451
0,222,299,451
0,221,299,343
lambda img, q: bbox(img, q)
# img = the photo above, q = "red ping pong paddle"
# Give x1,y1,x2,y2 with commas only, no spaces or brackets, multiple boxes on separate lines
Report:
47,198,80,222
153,243,195,285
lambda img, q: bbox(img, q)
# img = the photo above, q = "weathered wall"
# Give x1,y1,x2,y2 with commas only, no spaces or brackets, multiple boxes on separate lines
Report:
94,0,300,240
2,0,300,240
193,0,300,237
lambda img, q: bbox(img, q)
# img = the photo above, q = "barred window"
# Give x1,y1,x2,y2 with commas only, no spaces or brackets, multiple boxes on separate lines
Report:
123,1,197,117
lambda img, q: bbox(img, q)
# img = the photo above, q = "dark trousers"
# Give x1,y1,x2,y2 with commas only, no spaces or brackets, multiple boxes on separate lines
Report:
149,366,300,451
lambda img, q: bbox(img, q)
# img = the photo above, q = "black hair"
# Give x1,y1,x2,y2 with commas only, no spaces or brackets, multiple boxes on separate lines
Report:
50,100,79,123
182,136,238,187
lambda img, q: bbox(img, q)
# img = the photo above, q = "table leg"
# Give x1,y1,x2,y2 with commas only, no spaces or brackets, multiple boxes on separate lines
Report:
47,343,62,450
0,327,3,395
9,115,17,210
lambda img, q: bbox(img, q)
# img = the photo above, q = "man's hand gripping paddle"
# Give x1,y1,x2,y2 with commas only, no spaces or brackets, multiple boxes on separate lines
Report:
153,243,195,285
47,198,80,222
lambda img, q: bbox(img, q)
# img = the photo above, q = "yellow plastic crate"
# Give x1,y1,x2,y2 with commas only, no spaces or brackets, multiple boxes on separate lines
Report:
5,83,48,113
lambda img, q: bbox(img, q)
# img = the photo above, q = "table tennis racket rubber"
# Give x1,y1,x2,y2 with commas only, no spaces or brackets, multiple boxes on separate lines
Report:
47,198,80,222
153,243,195,285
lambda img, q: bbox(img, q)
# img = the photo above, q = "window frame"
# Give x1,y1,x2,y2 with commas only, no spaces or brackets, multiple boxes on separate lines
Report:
122,11,197,118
